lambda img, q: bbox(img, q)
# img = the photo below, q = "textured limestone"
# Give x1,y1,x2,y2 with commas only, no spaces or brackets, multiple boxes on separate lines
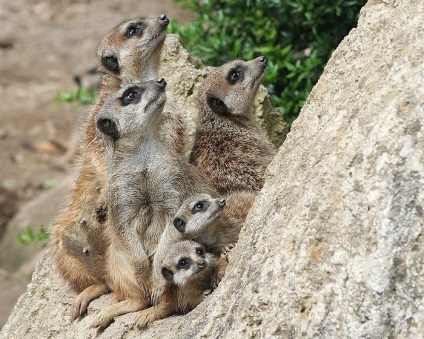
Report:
2,0,424,338
0,174,71,272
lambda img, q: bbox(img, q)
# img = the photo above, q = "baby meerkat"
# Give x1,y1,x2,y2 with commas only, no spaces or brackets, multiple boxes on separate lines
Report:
52,15,172,320
149,190,253,315
172,191,256,255
135,240,218,328
189,57,275,195
92,79,215,328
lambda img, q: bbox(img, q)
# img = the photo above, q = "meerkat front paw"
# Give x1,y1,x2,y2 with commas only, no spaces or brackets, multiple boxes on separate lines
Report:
71,294,90,319
134,308,156,329
149,284,165,306
222,244,234,260
91,310,113,329
135,306,169,329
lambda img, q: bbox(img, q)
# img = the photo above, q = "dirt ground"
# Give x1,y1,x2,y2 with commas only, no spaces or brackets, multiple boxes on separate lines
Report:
0,0,192,327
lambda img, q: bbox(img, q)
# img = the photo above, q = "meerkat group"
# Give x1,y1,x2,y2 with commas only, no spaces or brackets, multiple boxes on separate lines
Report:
51,14,276,329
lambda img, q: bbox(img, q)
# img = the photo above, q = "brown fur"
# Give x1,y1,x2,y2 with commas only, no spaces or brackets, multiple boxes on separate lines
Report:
189,57,275,195
51,16,171,320
172,191,255,255
150,190,253,311
135,240,218,328
91,80,216,328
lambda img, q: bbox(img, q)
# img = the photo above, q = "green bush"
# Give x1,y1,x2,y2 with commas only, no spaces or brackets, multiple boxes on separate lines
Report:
55,87,97,111
170,0,366,124
18,225,50,249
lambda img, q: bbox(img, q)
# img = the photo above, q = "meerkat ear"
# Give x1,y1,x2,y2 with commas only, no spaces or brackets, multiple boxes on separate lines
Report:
173,217,186,233
161,267,174,282
97,118,120,140
207,95,230,116
101,54,120,74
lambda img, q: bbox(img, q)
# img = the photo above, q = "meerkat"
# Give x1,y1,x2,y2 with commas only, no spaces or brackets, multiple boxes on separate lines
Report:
172,191,256,255
51,15,173,319
189,56,275,195
150,190,254,301
92,79,216,328
146,191,253,316
135,240,218,328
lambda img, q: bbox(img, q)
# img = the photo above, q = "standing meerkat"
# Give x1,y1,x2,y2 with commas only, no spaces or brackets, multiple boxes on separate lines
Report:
135,240,219,328
189,57,275,195
51,15,174,320
92,79,215,328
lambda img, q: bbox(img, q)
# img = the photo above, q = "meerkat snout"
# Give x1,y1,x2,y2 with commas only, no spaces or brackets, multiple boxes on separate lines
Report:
257,56,267,65
158,14,169,26
218,199,226,207
156,77,167,88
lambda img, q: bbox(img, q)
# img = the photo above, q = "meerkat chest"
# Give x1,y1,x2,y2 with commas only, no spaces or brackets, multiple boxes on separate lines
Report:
111,164,181,215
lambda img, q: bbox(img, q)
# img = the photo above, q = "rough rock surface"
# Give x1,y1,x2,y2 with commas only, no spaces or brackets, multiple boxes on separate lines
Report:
0,174,71,272
2,0,424,337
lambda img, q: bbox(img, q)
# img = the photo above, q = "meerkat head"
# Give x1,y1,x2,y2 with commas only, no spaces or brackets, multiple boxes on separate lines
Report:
172,194,226,234
97,15,169,81
198,56,267,120
96,78,167,141
161,240,216,287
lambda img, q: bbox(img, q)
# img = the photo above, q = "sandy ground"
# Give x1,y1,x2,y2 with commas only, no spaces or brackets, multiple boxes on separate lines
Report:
0,0,192,328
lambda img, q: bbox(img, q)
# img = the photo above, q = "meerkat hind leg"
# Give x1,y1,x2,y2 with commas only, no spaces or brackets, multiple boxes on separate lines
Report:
91,297,149,329
71,283,110,319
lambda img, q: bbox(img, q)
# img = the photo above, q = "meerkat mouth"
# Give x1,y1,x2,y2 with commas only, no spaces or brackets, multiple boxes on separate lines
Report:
207,208,223,220
145,92,166,112
147,30,167,45
250,69,266,89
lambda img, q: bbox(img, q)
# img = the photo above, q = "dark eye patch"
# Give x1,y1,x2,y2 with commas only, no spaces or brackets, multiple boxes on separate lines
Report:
192,200,209,214
178,257,190,269
207,96,230,116
227,67,243,84
125,24,144,38
121,86,143,106
196,247,205,256
101,54,120,74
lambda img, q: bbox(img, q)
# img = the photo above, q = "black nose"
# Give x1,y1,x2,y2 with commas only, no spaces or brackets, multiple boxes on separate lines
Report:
159,14,169,25
258,56,267,65
218,199,226,207
157,78,167,88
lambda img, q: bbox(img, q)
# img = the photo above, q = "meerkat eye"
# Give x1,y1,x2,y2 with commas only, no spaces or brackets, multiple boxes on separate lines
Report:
192,201,208,213
125,24,144,38
178,258,190,269
196,247,205,256
121,86,142,105
228,68,243,84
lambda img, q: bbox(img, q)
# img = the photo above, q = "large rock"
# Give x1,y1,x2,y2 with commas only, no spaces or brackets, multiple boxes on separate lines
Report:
0,174,71,272
2,0,424,337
